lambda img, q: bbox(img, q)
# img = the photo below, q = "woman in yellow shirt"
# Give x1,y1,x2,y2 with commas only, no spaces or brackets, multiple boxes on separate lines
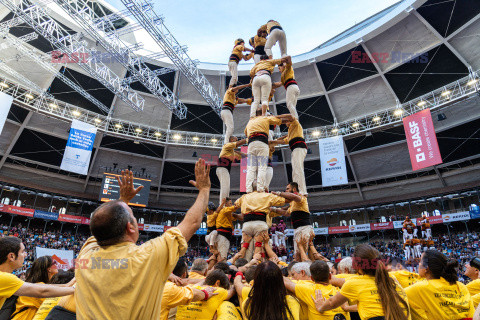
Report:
313,244,410,320
12,256,58,320
234,261,299,320
405,250,474,320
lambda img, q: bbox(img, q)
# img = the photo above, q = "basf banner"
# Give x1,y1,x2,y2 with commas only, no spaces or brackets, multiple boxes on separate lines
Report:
319,136,348,186
36,247,74,270
0,92,13,135
240,146,248,192
143,224,164,233
403,109,442,171
60,120,97,175
371,222,393,231
348,224,371,233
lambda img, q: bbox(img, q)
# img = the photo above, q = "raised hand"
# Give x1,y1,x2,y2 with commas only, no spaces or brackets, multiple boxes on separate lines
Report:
117,169,143,203
188,159,211,191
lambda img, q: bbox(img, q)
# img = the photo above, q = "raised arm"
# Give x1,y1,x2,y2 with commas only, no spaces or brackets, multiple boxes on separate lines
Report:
276,114,294,123
216,198,226,213
235,139,247,147
179,159,211,241
271,191,302,203
272,82,283,89
232,83,251,92
237,98,252,105
116,169,144,203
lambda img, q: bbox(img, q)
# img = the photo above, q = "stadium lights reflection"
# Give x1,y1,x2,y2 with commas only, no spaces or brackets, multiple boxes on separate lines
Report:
0,82,9,88
312,131,320,137
25,93,34,100
441,90,451,97
468,79,478,86
417,100,427,107
192,136,199,141
393,109,404,117
173,134,181,140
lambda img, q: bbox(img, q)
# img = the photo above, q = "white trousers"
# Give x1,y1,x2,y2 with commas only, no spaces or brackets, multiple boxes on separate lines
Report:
403,229,408,243
217,234,230,260
286,84,300,119
276,231,286,247
265,29,287,58
250,74,272,118
254,54,262,64
404,248,410,260
221,109,234,144
407,233,413,240
228,61,238,87
205,230,217,247
243,221,268,260
413,228,418,238
422,230,426,238
246,141,269,193
216,167,230,204
291,148,307,195
426,229,431,239
265,166,273,191
414,245,422,258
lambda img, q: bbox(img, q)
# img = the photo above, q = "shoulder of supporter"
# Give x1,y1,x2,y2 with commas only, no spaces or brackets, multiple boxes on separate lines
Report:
77,236,100,257
144,227,188,258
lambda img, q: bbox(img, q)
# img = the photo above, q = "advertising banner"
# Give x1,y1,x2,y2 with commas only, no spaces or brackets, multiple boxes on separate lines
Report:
393,219,418,229
60,120,97,175
99,173,151,207
0,92,13,135
370,222,393,231
240,146,248,192
34,210,59,221
348,224,371,233
403,109,442,171
415,215,444,225
234,229,242,236
471,205,480,219
81,217,90,225
58,214,82,224
314,227,329,235
195,228,207,235
143,224,164,233
35,247,74,270
328,226,349,234
0,204,34,217
319,136,348,186
442,212,470,223
285,229,294,236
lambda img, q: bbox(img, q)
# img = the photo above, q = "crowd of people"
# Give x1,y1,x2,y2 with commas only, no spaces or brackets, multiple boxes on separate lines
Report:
0,19,479,320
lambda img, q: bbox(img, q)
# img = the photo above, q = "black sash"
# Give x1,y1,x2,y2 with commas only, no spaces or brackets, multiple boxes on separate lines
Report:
284,78,298,89
229,54,240,63
289,137,307,151
254,45,266,55
207,226,216,234
217,227,233,241
244,212,267,222
217,157,233,172
222,102,235,112
270,26,283,32
291,211,311,229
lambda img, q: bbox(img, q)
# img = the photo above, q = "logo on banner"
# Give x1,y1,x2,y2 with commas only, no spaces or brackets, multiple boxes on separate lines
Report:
442,212,470,222
319,136,348,186
52,255,68,266
403,109,442,171
327,158,337,166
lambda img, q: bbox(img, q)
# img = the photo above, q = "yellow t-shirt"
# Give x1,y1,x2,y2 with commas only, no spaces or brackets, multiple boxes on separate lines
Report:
390,270,424,288
207,211,219,228
231,45,245,61
160,281,195,320
235,192,286,215
242,287,300,320
287,196,309,214
281,63,295,85
12,292,44,320
223,88,238,106
466,278,480,296
188,272,206,280
216,301,243,320
266,21,281,34
32,297,61,320
335,274,357,280
0,271,24,309
284,119,304,143
176,286,229,320
216,206,237,229
245,116,282,139
295,282,350,320
340,275,409,320
75,227,188,320
405,278,474,320
472,292,480,308
57,293,75,313
249,59,283,78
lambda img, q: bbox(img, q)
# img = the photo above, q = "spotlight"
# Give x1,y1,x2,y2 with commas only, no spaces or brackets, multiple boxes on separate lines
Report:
173,134,181,140
331,128,338,134
154,132,161,137
467,79,478,86
135,128,142,133
49,103,58,108
72,110,81,117
352,122,359,128
417,100,426,107
0,82,9,88
94,118,101,123
211,138,217,143
192,136,199,141
393,109,404,117
115,123,122,129
25,93,34,100
372,116,380,122
312,131,320,137
437,113,447,121
441,90,451,97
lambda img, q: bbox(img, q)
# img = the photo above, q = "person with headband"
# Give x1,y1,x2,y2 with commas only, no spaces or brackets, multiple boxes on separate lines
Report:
405,250,474,319
228,39,253,87
263,20,287,59
312,244,410,320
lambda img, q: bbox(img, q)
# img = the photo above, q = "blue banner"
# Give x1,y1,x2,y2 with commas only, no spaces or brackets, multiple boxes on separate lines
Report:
60,120,97,175
195,228,207,235
470,205,480,219
34,210,59,221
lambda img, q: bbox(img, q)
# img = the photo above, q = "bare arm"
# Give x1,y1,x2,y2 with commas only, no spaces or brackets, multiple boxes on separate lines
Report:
283,277,296,294
180,159,211,241
329,275,346,288
14,282,74,298
341,303,358,312
276,114,294,123
216,198,226,213
232,84,251,92
234,274,246,298
271,191,302,203
272,82,283,89
235,139,247,147
270,207,289,216
312,291,349,313
191,287,217,302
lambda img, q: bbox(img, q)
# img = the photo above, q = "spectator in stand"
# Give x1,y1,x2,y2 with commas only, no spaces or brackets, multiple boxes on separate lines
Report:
75,160,212,320
0,237,74,313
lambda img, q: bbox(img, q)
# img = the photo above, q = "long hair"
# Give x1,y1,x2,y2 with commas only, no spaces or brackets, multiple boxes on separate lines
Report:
353,244,409,320
244,261,293,320
422,250,458,284
26,256,53,284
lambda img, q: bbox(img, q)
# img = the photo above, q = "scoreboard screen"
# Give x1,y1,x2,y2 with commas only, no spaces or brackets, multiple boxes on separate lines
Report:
99,173,151,207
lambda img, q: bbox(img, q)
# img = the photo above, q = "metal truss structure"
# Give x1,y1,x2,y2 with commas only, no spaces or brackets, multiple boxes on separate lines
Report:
1,31,111,114
0,32,39,51
0,70,477,150
0,0,145,112
122,66,175,85
120,0,223,115
49,0,187,119
0,64,54,102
